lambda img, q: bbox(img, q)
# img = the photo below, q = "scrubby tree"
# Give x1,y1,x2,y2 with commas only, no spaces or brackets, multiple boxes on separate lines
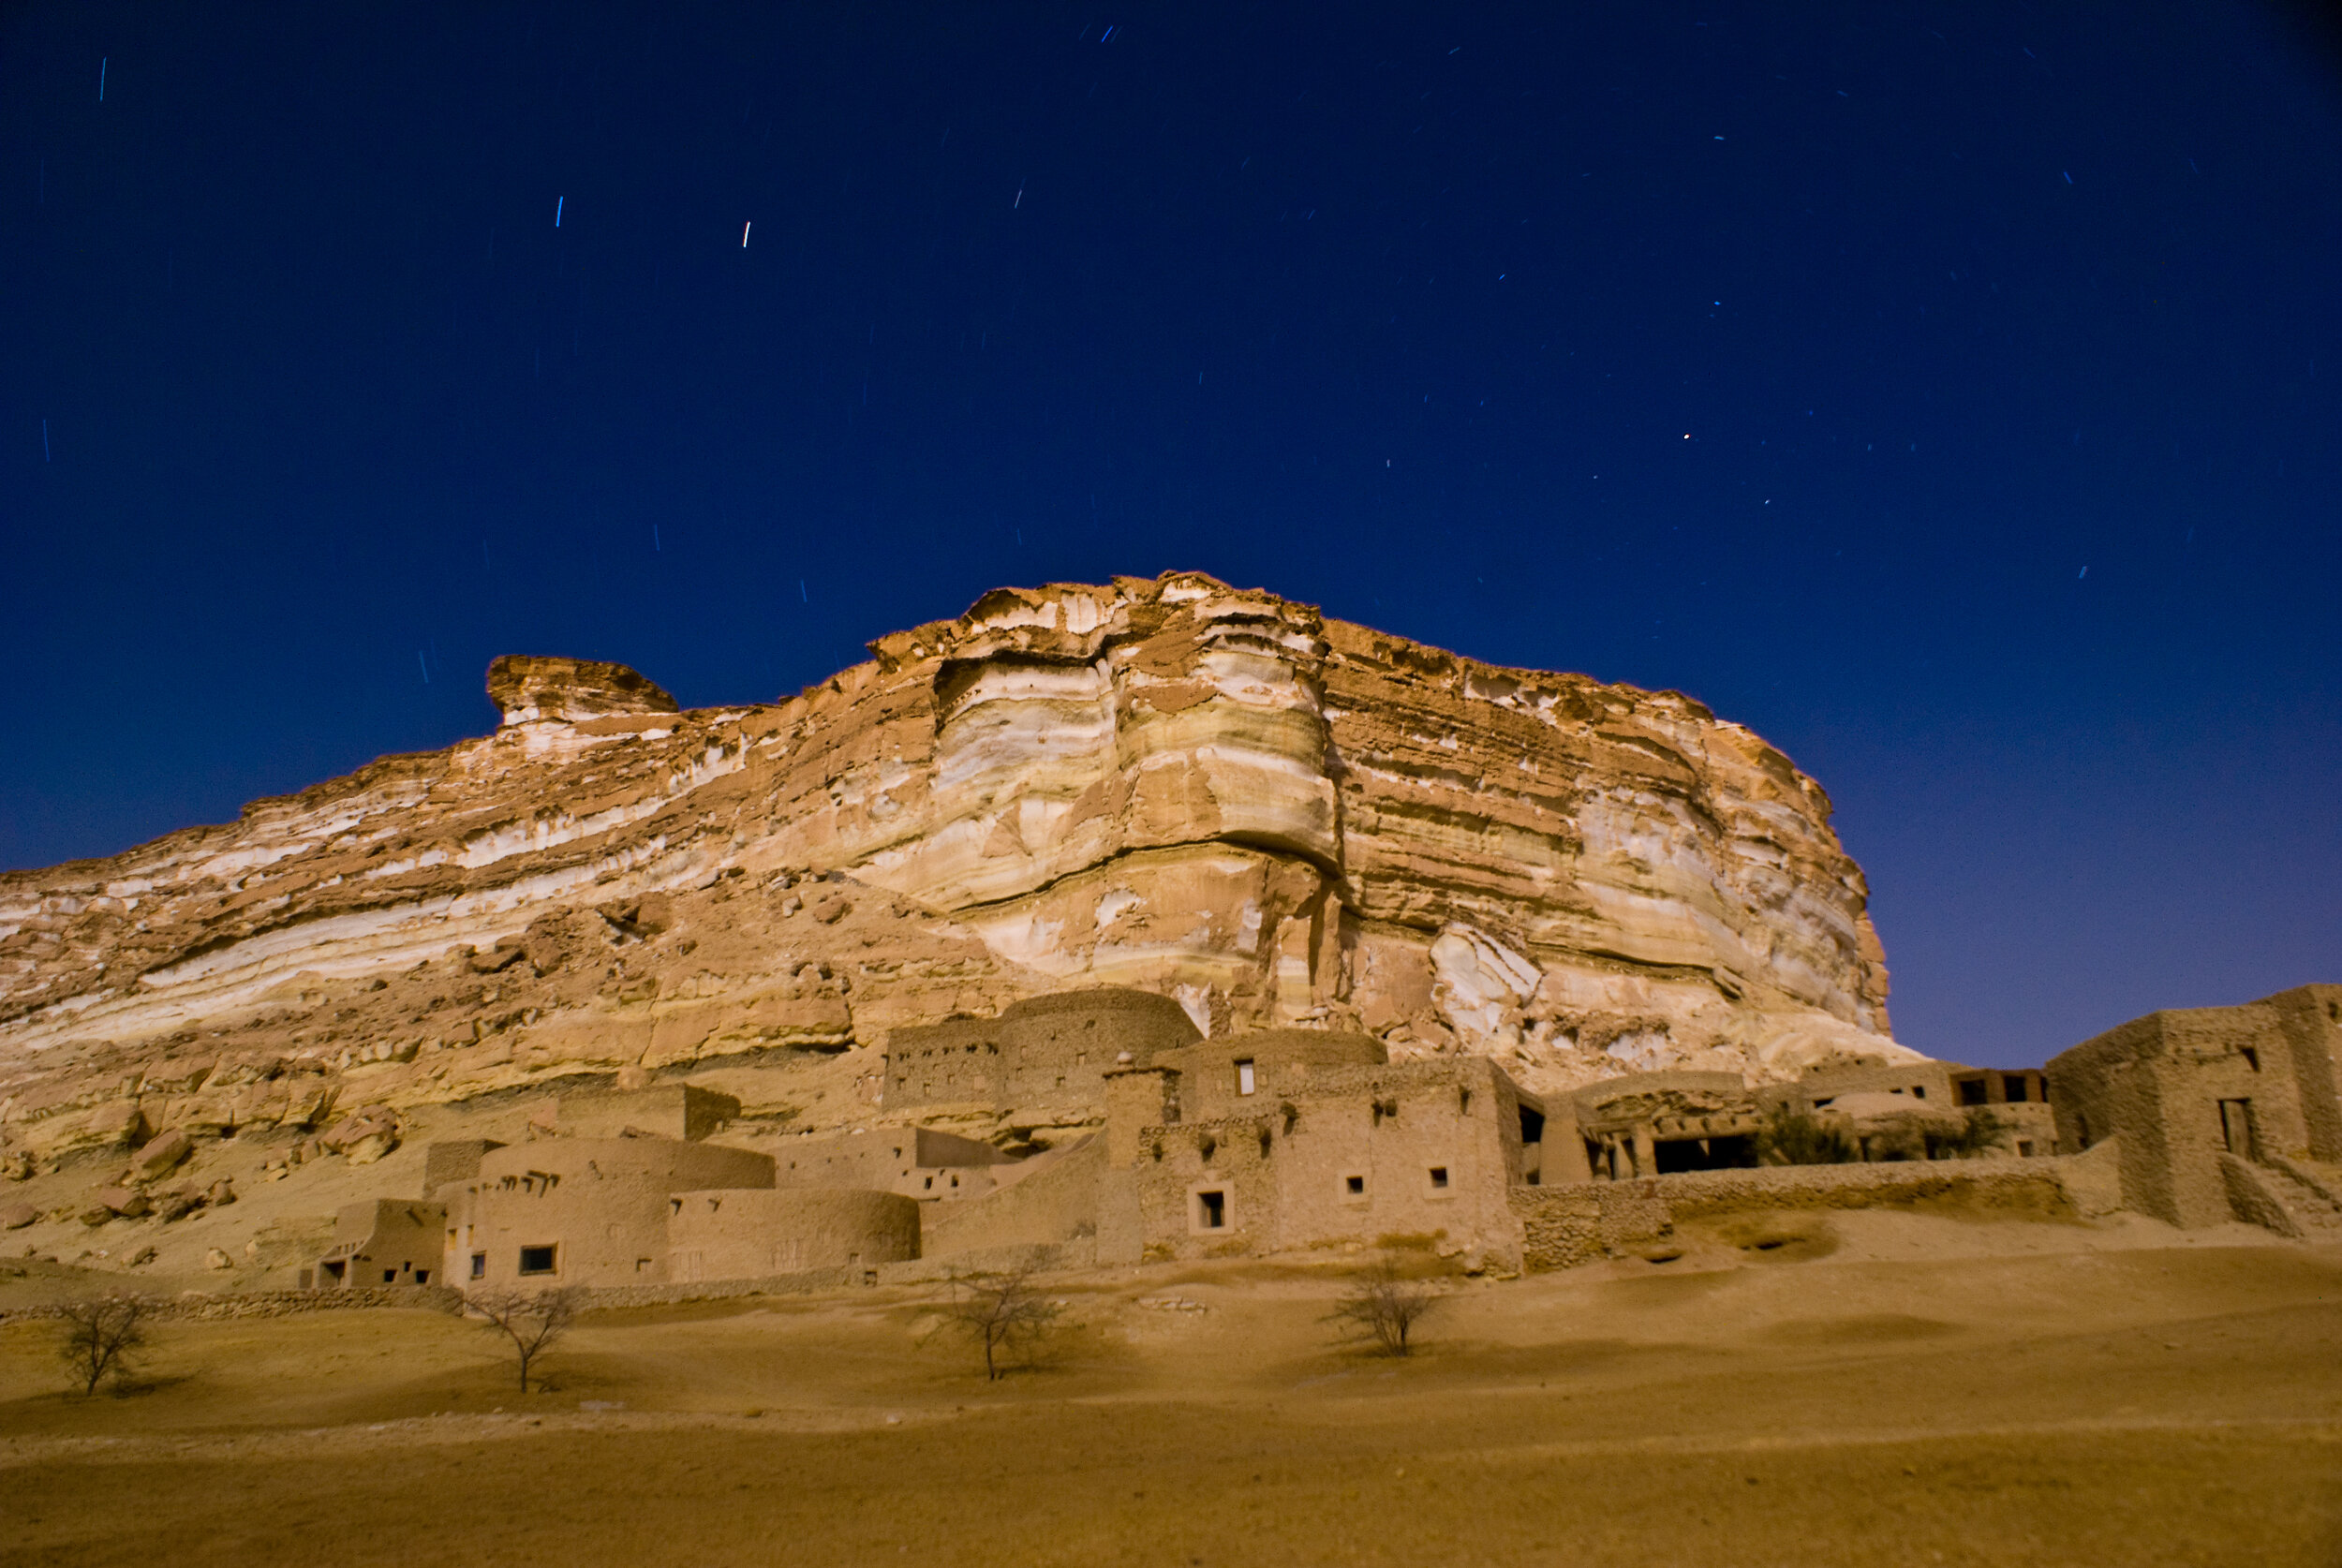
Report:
946,1262,1060,1381
1327,1256,1440,1357
56,1294,149,1396
1925,1107,2008,1161
472,1287,585,1393
1756,1105,1859,1166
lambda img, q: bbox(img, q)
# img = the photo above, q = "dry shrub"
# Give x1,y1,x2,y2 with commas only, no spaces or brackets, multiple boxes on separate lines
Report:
471,1287,586,1392
945,1262,1060,1381
55,1294,149,1396
1327,1256,1441,1357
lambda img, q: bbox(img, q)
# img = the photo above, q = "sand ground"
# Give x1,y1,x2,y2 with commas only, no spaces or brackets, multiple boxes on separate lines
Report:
3,1212,2338,1567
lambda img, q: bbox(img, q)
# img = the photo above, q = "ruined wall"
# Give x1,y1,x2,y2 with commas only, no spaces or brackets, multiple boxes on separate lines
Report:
2272,984,2342,1161
769,1125,1008,1201
666,1188,920,1280
1153,1028,1388,1123
447,1137,774,1290
557,1085,739,1142
2049,993,2323,1228
1115,1058,1526,1268
1508,1160,2078,1271
882,988,1201,1117
320,1199,446,1287
920,1135,1107,1260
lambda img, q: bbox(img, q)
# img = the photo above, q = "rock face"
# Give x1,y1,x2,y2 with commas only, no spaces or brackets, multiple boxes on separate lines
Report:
0,572,1917,1162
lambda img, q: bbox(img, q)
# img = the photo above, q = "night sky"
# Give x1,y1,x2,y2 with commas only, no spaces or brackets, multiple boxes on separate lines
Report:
5,3,2337,1068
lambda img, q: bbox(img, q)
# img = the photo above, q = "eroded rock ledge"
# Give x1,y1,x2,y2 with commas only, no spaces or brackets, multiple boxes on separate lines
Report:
0,571,1917,1163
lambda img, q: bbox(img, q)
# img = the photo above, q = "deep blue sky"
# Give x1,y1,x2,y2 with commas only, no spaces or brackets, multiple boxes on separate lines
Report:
5,3,2337,1067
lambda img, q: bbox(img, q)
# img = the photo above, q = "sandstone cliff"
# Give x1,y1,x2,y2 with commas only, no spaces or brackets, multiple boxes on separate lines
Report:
0,572,1916,1162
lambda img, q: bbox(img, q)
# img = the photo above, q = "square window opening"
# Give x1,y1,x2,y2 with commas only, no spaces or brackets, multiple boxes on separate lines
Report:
1429,1166,1449,1190
468,1252,486,1280
1196,1190,1227,1230
2004,1074,2031,1102
1344,1175,1366,1196
518,1245,557,1277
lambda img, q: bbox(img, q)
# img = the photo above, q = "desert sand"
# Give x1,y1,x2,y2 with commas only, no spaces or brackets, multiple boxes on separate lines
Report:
5,1212,2336,1567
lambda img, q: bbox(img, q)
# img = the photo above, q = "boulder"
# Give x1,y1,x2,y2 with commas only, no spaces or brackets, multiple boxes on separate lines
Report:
83,1102,149,1150
203,1247,234,1271
156,1188,204,1222
93,1185,151,1218
1,1202,37,1230
206,1178,238,1206
133,1129,196,1177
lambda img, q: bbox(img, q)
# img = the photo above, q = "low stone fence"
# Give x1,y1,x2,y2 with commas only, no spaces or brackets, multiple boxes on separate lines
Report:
1511,1158,2079,1272
571,1267,852,1310
879,1239,1094,1285
0,1284,464,1326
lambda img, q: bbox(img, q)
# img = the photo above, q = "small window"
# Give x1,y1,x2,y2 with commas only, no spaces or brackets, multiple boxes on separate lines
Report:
518,1245,557,1277
2016,1142,2035,1159
1196,1190,1227,1229
414,1269,430,1285
1345,1175,1366,1195
924,1176,934,1191
2240,1047,2260,1073
382,1269,397,1283
469,1252,486,1280
1236,1058,1256,1096
2004,1074,2030,1102
1912,1087,1925,1100
1959,1079,1988,1107
1429,1166,1449,1190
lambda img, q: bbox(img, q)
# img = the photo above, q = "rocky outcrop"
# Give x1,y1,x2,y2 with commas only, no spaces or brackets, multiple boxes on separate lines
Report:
485,656,680,727
0,572,1917,1162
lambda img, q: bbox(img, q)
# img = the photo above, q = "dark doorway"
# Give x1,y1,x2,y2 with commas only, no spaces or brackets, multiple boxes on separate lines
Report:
1196,1190,1227,1229
2218,1100,2256,1159
1653,1134,1756,1174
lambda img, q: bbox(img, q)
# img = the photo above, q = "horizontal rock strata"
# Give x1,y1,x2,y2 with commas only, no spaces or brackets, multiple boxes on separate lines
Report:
0,571,1917,1163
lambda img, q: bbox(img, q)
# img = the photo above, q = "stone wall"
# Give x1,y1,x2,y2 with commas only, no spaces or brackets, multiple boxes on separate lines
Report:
1509,1159,2079,1272
2049,988,2337,1228
1114,1057,1527,1268
882,988,1200,1117
0,1283,466,1327
447,1137,776,1290
921,1136,1106,1260
667,1188,920,1280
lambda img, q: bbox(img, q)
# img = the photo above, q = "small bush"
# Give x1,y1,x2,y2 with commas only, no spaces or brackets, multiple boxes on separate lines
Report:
471,1287,586,1393
1924,1107,2008,1161
1326,1256,1440,1356
1756,1106,1858,1166
946,1262,1060,1381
